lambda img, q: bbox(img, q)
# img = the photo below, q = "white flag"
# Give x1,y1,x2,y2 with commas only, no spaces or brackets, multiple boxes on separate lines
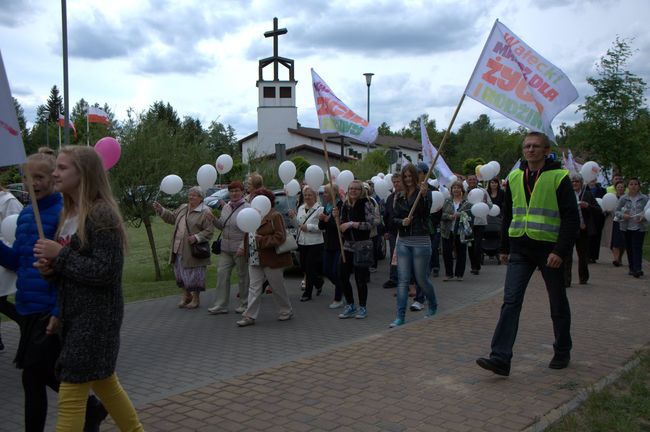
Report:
465,20,578,141
311,69,378,144
420,117,454,187
0,51,26,168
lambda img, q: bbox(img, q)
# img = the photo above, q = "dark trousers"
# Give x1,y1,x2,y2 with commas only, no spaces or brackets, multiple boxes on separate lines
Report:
589,214,606,260
468,225,485,271
430,231,440,272
323,249,342,301
564,229,590,285
490,252,572,364
23,363,60,432
388,233,398,283
624,230,646,274
340,250,369,307
442,234,467,278
299,243,324,298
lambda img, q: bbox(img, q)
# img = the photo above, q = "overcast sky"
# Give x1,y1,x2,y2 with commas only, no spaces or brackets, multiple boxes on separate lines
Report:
1,0,648,140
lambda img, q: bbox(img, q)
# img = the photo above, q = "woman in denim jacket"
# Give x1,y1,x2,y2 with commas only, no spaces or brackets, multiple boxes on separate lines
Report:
614,177,648,278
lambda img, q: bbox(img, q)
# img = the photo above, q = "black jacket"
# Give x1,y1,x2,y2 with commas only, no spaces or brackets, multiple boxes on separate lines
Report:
393,190,432,238
500,159,579,259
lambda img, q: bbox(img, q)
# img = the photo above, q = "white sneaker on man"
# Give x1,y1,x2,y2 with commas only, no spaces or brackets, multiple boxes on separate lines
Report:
409,301,423,312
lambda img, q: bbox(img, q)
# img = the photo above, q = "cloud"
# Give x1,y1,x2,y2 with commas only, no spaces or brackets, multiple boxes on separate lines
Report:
68,14,146,59
134,47,214,74
288,2,487,56
0,0,41,27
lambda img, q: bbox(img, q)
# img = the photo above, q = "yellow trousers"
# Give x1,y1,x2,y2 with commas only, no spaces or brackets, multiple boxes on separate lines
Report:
56,373,143,432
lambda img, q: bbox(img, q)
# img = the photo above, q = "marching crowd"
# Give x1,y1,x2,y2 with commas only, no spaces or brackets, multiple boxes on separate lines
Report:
0,132,648,429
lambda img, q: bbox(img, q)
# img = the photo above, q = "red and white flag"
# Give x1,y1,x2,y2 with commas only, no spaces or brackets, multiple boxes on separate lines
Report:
0,50,26,167
87,106,109,125
58,114,77,138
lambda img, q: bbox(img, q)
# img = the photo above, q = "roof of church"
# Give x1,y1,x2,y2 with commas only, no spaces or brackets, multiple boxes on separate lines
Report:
238,126,422,152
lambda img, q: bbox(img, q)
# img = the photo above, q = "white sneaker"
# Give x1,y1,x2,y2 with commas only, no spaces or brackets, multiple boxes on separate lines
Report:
235,305,246,314
328,300,345,309
409,301,423,312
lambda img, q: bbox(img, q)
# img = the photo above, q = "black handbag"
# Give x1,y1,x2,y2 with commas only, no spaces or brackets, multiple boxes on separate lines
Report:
185,209,211,259
351,239,374,267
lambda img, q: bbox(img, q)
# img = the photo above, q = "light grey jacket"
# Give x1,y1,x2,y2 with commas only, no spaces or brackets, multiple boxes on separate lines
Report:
214,200,249,253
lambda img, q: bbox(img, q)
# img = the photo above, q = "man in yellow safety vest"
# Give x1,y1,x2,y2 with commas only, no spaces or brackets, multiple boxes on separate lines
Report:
477,131,579,376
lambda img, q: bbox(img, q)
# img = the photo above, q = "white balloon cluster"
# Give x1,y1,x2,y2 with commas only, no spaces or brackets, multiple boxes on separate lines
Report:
1,214,19,244
477,161,501,181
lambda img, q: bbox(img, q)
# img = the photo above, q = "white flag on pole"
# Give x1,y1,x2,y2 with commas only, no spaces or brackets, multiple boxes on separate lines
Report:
464,20,578,141
0,50,26,168
420,117,455,187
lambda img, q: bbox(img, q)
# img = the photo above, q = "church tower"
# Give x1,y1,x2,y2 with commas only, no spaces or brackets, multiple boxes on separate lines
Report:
256,17,297,159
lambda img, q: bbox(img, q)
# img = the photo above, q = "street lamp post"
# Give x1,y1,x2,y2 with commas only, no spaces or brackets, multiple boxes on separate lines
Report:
363,72,374,154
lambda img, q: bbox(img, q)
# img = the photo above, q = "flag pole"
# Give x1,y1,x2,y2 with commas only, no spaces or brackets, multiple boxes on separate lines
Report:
86,103,90,146
321,137,346,263
407,93,466,218
22,166,45,239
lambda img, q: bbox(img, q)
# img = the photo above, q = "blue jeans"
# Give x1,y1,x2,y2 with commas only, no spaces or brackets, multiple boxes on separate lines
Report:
396,242,438,319
490,252,572,364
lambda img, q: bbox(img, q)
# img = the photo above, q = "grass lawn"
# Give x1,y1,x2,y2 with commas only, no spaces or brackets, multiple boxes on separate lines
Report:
547,349,650,432
122,218,224,303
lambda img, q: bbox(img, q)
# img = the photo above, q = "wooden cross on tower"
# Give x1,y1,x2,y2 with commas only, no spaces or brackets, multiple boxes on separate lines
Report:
258,17,295,82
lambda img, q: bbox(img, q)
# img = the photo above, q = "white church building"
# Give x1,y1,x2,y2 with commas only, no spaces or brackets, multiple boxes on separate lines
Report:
238,18,422,168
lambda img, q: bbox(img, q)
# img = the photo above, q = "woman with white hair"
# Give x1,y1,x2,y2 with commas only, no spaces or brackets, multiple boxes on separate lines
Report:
289,185,324,302
154,186,214,309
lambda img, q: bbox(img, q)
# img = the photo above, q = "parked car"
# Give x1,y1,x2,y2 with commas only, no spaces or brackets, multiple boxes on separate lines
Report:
7,182,28,205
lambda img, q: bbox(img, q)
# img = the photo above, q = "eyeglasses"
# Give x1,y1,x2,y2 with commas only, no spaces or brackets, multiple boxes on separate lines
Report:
523,144,544,150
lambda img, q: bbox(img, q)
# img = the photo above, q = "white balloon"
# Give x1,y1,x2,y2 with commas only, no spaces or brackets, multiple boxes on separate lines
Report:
488,161,501,177
480,164,494,181
304,165,324,190
251,195,272,217
325,166,340,182
431,179,439,188
596,197,603,208
440,186,450,199
646,208,650,222
377,173,385,179
1,214,19,244
236,207,262,233
285,179,301,197
471,202,490,218
580,161,600,183
374,179,390,200
430,191,444,213
371,175,381,185
488,204,500,217
601,192,618,212
384,174,393,190
337,170,354,191
467,188,484,204
196,164,217,190
645,200,650,212
160,174,183,194
278,161,297,184
449,175,458,184
463,180,469,192
216,154,234,175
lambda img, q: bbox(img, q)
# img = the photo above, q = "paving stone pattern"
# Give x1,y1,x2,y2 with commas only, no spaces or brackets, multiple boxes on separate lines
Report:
1,250,649,431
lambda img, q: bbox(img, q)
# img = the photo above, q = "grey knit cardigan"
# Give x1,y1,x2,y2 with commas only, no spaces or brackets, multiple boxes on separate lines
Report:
52,201,125,383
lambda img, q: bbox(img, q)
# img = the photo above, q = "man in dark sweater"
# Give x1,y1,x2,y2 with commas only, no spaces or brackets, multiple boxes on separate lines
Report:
477,132,579,376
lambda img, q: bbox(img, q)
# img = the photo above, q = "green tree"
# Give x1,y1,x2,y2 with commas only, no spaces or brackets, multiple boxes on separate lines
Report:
462,158,486,177
574,37,649,181
338,149,389,181
111,102,212,280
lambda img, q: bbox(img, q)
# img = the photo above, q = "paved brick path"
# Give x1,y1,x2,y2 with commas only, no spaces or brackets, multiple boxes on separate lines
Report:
1,250,648,431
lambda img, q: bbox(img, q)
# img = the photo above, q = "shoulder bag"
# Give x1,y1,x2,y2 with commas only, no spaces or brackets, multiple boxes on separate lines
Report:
271,216,298,254
212,203,240,255
350,227,374,268
186,210,211,259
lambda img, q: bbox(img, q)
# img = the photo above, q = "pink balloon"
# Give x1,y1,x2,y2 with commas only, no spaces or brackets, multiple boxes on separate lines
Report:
94,137,121,170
